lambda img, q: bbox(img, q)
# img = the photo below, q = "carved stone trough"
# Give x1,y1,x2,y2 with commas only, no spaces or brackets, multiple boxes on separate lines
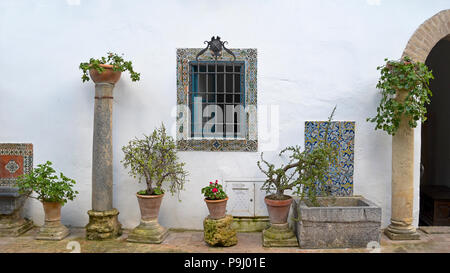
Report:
293,196,382,249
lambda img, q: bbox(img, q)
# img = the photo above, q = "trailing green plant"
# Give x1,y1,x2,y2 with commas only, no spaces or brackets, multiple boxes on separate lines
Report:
367,56,434,135
16,161,78,204
257,107,338,205
201,180,227,200
121,123,188,198
79,52,141,82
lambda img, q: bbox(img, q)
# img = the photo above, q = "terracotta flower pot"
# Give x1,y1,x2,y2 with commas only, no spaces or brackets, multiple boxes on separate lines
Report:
264,196,293,224
89,64,122,84
205,197,228,220
42,201,62,222
136,193,164,221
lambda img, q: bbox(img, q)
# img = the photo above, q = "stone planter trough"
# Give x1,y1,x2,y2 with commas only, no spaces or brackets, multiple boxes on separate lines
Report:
293,196,381,249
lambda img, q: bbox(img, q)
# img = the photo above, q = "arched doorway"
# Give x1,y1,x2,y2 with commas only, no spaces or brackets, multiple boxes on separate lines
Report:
420,36,450,226
387,9,450,240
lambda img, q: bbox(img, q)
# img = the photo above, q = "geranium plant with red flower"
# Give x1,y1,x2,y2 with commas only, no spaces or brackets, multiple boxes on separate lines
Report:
201,180,227,200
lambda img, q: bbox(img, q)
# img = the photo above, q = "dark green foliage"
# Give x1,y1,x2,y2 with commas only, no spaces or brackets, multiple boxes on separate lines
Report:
257,107,338,204
121,123,188,199
201,180,227,200
367,56,434,135
79,52,141,82
16,161,78,204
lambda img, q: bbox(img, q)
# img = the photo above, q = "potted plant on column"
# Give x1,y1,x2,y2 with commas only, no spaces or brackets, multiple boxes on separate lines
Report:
201,180,237,247
81,52,140,240
122,123,188,244
202,180,228,220
367,56,434,241
79,52,141,83
16,161,78,240
257,108,338,247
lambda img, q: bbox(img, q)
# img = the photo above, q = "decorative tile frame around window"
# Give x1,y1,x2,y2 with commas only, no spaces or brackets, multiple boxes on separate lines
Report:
176,48,257,151
304,121,355,196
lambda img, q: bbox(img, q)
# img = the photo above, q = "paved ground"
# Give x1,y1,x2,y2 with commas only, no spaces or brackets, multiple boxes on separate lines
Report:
0,226,449,253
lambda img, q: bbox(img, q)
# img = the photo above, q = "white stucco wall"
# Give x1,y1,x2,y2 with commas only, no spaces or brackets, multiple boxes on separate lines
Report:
1,0,449,230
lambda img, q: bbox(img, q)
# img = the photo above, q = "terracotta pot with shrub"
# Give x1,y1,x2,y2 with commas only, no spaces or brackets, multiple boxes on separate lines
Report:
122,123,189,244
202,180,228,220
16,161,78,241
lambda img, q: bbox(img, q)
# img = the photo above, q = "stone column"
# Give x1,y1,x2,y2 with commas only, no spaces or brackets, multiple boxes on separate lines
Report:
85,83,121,240
385,90,420,240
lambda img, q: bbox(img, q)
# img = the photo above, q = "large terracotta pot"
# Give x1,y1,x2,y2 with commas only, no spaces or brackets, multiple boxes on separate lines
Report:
89,64,122,84
264,196,293,224
42,201,62,222
136,193,164,221
205,197,228,220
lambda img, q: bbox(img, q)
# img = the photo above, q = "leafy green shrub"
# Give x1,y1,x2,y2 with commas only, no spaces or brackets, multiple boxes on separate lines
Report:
257,107,338,205
79,52,141,82
16,161,78,204
367,56,434,135
121,123,189,198
201,180,227,200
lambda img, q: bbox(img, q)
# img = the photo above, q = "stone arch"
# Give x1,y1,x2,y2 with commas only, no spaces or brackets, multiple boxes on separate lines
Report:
402,9,450,62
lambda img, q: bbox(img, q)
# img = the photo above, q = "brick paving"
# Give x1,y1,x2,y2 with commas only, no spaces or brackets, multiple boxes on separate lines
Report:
0,227,449,253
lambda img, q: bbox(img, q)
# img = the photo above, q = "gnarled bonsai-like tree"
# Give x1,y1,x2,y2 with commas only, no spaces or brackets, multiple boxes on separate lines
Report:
121,123,188,198
257,107,338,204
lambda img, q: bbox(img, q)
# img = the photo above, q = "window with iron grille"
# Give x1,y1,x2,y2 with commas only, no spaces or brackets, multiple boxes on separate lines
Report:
176,48,257,152
189,61,245,139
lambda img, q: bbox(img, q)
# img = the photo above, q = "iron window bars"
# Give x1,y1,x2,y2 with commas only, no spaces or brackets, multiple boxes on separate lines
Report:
189,60,245,139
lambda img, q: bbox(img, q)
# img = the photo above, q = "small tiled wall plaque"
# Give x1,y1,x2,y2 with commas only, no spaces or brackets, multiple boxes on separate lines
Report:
304,121,355,196
0,143,34,237
0,144,33,187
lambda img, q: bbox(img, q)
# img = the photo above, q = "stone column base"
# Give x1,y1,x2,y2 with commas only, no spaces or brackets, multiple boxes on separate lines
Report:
263,223,298,247
86,208,122,240
0,217,34,237
36,220,69,241
384,223,420,240
127,219,168,244
203,214,237,247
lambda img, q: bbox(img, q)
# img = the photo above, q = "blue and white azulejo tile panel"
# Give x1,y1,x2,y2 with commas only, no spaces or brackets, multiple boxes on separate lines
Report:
304,121,355,196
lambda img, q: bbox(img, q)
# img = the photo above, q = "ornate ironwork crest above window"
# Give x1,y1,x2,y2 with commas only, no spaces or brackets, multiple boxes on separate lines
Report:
176,38,257,152
196,36,236,61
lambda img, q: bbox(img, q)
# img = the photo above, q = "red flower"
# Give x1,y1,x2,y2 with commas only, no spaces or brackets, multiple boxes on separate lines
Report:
212,188,218,193
215,180,218,184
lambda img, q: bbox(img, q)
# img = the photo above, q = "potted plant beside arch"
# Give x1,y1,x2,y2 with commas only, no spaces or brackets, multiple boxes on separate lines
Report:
367,56,434,241
79,52,141,84
367,56,434,135
121,123,188,244
16,161,78,240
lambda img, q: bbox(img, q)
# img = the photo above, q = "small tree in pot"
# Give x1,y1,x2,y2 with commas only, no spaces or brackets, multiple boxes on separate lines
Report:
122,123,188,243
16,161,78,240
257,108,337,225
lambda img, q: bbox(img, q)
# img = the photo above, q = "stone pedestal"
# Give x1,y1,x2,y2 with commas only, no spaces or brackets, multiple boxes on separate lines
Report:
127,219,168,244
262,223,298,247
36,220,69,240
86,83,122,240
386,90,420,241
0,144,34,237
86,208,122,240
203,214,237,247
0,206,34,237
